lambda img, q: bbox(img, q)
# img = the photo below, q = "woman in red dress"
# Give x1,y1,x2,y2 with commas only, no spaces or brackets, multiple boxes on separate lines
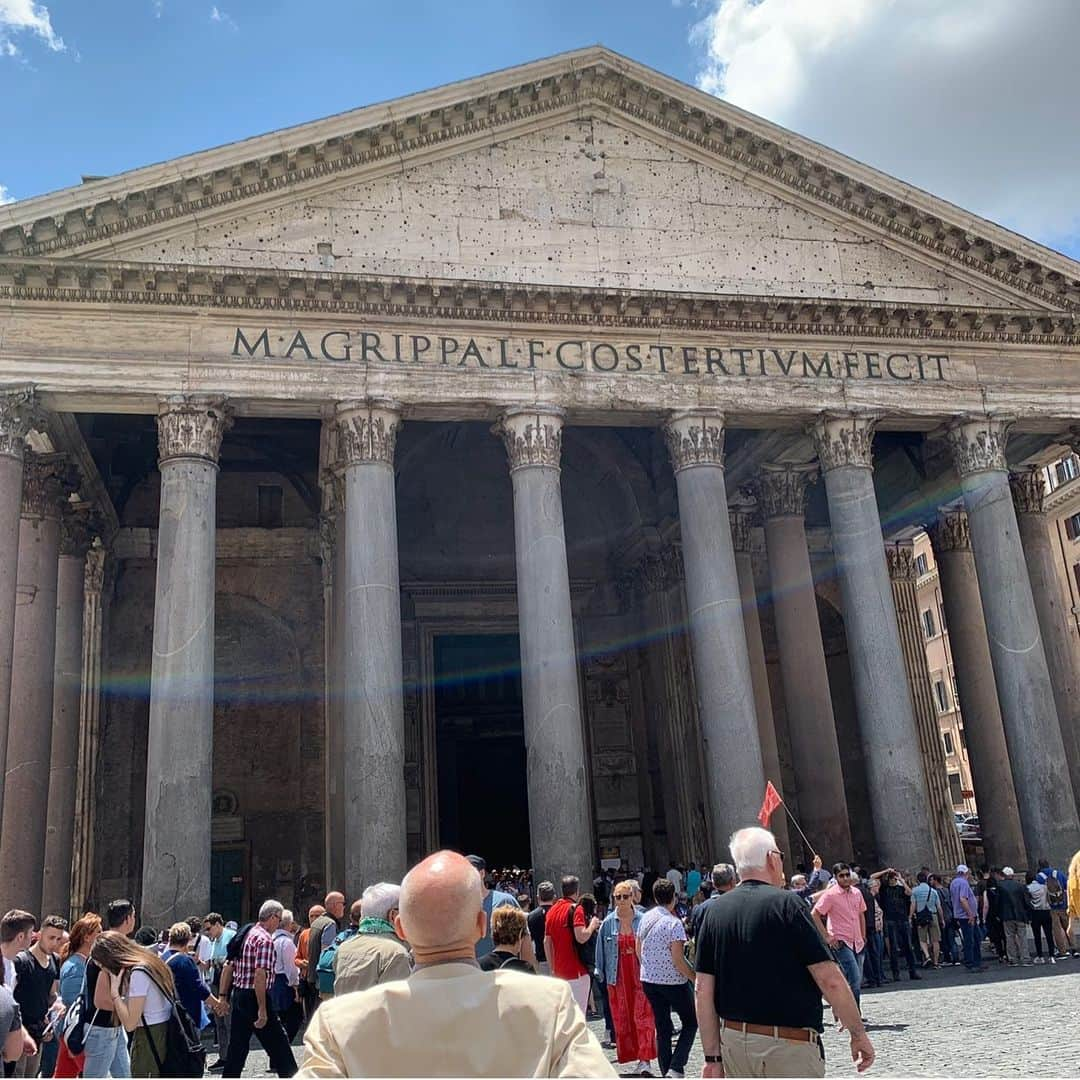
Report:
595,881,657,1075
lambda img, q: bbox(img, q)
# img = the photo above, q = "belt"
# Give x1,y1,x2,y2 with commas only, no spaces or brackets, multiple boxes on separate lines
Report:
722,1019,816,1043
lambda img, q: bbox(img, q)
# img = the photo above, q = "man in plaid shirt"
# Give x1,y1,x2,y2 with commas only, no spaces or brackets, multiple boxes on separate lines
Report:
222,900,298,1078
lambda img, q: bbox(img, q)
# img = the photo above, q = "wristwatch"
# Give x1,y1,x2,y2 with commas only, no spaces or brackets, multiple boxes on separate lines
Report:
704,1055,722,1063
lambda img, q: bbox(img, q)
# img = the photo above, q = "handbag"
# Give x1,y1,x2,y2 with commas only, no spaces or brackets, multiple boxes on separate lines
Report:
915,884,935,927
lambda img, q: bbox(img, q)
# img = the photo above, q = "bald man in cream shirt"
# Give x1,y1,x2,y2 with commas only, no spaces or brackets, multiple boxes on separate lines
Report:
298,850,615,1078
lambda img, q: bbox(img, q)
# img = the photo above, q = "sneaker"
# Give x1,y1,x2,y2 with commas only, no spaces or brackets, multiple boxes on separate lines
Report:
207,1062,226,1073
668,1070,685,1079
601,1039,616,1051
638,1063,653,1076
1034,957,1045,965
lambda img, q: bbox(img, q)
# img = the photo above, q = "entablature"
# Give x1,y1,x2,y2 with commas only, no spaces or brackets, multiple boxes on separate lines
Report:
2,258,1078,344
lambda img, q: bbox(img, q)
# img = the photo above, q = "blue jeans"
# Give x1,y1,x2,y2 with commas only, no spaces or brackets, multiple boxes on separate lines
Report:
832,944,865,1007
960,920,981,969
940,920,957,963
82,1024,131,1078
864,930,884,986
39,1034,59,1077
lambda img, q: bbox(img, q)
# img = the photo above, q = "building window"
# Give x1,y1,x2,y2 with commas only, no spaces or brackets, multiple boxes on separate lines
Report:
959,729,967,752
1073,563,1080,595
934,679,950,713
915,553,929,576
257,484,284,528
948,773,965,806
1066,512,1080,541
922,608,936,639
1055,456,1079,487
943,731,954,756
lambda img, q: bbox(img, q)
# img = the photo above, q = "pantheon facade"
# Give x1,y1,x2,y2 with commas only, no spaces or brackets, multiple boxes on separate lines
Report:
2,48,1079,927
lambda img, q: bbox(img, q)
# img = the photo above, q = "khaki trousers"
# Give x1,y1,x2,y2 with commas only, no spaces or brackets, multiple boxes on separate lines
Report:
721,1029,824,1078
1003,920,1027,964
1051,910,1072,953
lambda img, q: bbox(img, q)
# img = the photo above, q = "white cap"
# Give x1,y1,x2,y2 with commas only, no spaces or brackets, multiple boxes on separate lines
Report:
1002,867,1015,877
956,864,969,874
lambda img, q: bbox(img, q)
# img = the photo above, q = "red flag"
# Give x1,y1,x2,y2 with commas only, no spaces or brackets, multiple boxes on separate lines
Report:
758,781,783,827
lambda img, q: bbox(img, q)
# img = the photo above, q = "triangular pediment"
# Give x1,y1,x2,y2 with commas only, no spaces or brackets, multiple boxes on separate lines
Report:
3,46,1078,312
87,116,1027,308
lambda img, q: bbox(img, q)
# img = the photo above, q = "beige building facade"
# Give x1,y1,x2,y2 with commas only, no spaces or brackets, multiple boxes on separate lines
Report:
2,49,1080,924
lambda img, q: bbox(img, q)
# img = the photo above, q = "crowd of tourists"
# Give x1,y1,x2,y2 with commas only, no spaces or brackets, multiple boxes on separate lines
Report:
1,844,1078,1078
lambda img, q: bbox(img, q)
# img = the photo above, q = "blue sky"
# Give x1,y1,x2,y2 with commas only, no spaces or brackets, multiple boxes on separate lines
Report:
3,0,1078,260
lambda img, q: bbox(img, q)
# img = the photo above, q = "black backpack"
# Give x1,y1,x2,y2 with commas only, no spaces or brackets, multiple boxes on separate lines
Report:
565,904,594,967
225,922,256,964
135,965,207,1079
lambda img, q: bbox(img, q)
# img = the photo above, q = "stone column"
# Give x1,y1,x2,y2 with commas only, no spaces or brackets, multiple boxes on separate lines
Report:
946,416,1080,863
810,413,934,869
662,410,765,847
930,510,1026,868
335,400,407,892
884,541,964,871
71,546,112,915
318,456,346,890
0,454,68,915
495,406,593,886
757,465,853,860
0,385,37,831
1010,467,1080,811
42,510,94,919
142,396,231,928
730,505,790,861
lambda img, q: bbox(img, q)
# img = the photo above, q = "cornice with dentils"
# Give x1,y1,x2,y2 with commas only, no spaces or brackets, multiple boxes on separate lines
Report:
2,255,1079,345
2,46,1079,311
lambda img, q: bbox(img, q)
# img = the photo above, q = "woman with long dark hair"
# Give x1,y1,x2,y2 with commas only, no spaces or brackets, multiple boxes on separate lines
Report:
90,931,176,1078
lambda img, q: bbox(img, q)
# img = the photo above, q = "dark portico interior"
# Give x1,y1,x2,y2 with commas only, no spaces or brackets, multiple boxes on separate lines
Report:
78,408,1039,917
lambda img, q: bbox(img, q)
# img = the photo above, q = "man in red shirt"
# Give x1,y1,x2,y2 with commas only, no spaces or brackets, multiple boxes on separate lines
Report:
544,875,600,1016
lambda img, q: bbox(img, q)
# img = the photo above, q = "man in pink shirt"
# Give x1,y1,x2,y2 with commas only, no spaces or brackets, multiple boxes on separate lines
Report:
812,862,867,1012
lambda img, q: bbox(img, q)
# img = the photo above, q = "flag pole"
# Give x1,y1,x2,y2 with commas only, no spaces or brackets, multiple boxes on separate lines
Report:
780,801,817,860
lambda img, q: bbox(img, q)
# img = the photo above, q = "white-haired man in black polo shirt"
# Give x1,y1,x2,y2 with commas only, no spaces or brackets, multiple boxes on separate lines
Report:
694,827,874,1078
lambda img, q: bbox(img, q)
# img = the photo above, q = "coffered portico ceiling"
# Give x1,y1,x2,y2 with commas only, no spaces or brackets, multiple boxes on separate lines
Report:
2,47,1080,427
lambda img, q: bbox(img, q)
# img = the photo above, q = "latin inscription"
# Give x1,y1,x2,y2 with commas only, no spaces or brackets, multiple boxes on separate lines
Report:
232,328,948,382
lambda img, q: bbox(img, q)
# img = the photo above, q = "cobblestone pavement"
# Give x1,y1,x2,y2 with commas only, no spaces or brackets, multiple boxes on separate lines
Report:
238,960,1080,1077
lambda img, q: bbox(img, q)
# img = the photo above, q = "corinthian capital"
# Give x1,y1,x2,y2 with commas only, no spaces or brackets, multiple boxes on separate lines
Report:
930,508,971,553
21,453,75,519
884,541,917,582
809,412,879,472
59,505,96,557
757,463,816,519
335,400,402,467
663,410,725,473
0,385,39,462
1008,466,1047,515
945,415,1013,477
729,502,758,554
494,405,564,471
157,395,232,465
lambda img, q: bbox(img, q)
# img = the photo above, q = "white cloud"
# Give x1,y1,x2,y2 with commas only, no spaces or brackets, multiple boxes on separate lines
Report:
690,0,1080,254
0,0,64,57
153,0,164,17
209,6,237,30
0,185,15,205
